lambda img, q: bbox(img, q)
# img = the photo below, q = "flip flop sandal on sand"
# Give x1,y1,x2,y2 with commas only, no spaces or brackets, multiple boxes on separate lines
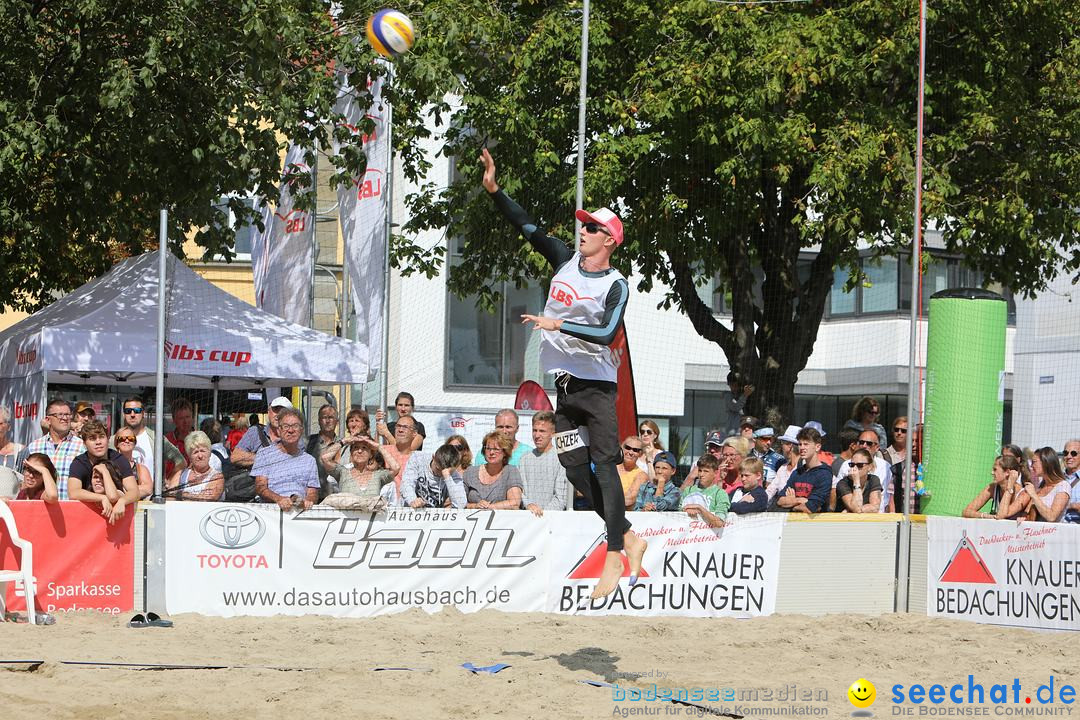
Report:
128,613,174,628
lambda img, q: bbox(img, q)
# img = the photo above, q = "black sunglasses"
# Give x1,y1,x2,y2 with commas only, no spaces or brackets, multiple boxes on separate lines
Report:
1063,450,1080,458
857,440,877,447
123,407,144,415
893,427,907,434
583,222,610,236
623,444,643,453
849,462,871,469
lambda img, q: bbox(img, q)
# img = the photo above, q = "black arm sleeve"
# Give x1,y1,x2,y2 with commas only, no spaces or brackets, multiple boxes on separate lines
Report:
560,278,629,347
489,190,574,271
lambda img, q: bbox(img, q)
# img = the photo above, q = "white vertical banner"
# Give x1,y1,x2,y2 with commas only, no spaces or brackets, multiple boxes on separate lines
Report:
0,370,45,446
334,71,388,380
250,143,315,326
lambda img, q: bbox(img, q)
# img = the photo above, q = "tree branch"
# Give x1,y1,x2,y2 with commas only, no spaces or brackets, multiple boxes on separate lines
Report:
668,255,734,356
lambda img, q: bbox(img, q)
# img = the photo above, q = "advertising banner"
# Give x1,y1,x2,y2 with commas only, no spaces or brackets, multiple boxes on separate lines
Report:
0,501,135,614
546,512,785,617
927,516,1080,631
164,504,548,617
0,370,44,447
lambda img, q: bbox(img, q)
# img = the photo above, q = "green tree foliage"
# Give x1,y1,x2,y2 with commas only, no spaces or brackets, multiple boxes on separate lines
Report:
0,0,383,310
390,0,1080,421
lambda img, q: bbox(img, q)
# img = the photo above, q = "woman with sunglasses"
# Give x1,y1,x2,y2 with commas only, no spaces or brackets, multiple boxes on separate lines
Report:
464,431,523,509
963,454,1031,520
1024,447,1070,523
834,449,882,513
15,453,60,502
114,428,153,499
843,396,888,449
637,420,664,469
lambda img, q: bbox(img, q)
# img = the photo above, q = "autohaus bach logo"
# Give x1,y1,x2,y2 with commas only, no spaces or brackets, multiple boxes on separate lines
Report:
200,507,266,550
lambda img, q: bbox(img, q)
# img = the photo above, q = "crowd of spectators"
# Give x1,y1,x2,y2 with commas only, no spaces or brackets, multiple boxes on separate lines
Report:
3,392,1079,529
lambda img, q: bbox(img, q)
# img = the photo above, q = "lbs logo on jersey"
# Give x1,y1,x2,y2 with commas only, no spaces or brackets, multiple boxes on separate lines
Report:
549,281,594,308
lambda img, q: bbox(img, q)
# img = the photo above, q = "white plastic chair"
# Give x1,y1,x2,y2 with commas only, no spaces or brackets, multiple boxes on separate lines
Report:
0,502,36,625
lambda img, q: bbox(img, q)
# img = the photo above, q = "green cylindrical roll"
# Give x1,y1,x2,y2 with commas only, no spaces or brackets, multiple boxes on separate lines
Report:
922,288,1007,516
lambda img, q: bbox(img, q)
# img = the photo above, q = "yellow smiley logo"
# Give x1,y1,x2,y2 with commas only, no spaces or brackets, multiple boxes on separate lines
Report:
848,678,876,709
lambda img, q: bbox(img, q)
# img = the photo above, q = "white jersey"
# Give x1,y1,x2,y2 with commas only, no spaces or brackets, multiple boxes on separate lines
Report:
541,252,628,383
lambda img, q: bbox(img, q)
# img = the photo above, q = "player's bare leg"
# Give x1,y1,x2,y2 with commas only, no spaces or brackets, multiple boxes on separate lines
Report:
624,530,647,584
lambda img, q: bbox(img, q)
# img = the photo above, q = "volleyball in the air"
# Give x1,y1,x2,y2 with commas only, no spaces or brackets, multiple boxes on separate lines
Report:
366,9,416,58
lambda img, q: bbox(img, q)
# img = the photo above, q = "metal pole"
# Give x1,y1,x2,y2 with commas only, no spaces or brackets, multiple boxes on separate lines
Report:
153,209,168,503
379,69,395,414
898,0,928,614
212,378,219,425
339,260,351,411
308,148,318,432
573,0,591,252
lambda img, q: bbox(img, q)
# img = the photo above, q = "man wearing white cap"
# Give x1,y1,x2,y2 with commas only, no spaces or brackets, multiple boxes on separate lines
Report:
480,148,646,600
230,395,291,469
751,427,784,488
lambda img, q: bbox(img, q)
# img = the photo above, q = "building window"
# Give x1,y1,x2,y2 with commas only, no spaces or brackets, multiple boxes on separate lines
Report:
211,197,258,260
445,235,546,388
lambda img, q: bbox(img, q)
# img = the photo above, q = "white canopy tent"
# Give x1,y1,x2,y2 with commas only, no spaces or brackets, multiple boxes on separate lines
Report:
0,251,372,443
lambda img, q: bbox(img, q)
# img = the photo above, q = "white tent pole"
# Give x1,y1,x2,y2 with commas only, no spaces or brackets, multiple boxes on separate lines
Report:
153,210,168,503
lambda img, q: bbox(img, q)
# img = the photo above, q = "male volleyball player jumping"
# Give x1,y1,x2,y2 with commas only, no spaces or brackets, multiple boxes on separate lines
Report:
480,148,646,599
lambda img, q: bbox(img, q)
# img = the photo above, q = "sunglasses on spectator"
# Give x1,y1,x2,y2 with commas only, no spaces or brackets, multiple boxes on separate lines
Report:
857,440,877,447
123,407,144,415
583,222,610,236
639,428,655,435
849,462,871,469
116,436,137,444
23,466,41,478
623,445,643,453
1063,450,1080,457
894,427,907,434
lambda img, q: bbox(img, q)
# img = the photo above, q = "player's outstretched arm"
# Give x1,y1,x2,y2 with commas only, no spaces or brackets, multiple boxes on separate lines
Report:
480,149,573,270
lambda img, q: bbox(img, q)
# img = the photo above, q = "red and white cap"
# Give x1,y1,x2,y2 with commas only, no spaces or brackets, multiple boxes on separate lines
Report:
575,207,624,246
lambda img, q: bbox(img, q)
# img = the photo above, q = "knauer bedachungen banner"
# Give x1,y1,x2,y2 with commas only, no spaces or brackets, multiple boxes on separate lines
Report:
928,516,1080,631
546,512,785,617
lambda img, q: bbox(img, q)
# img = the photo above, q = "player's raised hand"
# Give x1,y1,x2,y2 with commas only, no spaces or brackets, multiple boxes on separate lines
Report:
479,148,499,193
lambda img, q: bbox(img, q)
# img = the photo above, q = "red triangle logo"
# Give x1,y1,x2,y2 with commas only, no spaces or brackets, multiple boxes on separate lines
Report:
939,532,996,584
566,535,649,580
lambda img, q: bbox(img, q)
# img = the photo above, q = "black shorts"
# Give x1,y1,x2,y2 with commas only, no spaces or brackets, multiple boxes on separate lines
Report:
552,373,620,468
